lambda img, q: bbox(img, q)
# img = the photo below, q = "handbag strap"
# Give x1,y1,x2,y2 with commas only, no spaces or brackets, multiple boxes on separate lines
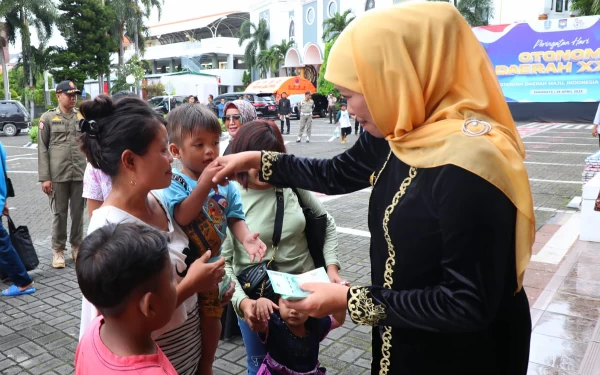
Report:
265,188,284,269
291,187,305,209
273,189,284,247
6,215,16,233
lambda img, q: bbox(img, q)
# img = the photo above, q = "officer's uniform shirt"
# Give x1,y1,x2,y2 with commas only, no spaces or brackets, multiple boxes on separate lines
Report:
38,107,87,183
300,99,315,115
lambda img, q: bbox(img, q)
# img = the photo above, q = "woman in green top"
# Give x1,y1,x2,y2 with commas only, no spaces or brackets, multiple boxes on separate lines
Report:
221,120,345,375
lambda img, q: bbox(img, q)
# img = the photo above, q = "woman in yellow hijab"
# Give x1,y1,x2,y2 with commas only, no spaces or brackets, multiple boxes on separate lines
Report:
213,2,533,374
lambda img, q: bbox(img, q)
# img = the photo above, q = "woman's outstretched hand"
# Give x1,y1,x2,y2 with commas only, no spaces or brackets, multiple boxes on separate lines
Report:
212,151,263,185
283,282,349,318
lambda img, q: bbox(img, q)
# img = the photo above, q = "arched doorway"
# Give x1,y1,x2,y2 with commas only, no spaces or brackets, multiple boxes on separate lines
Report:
284,48,303,76
303,43,323,88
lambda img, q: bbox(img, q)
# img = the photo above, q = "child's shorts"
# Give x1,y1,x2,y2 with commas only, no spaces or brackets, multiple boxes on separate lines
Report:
341,126,352,137
182,212,225,319
198,287,224,319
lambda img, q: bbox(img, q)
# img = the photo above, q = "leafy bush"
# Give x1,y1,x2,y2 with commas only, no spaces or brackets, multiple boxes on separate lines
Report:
29,125,39,144
145,83,165,98
219,118,226,132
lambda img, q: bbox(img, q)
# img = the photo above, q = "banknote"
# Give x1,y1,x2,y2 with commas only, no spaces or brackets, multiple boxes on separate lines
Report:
267,267,331,300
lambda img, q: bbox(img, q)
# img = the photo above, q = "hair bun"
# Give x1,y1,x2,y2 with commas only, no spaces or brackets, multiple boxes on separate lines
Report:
79,94,115,121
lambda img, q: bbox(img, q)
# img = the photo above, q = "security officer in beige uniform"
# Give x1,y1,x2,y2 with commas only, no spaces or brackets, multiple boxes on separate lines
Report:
296,91,315,143
38,80,86,268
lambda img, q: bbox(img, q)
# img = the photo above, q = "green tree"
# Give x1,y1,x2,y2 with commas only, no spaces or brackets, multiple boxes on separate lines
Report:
428,0,493,26
0,0,56,109
0,24,8,99
256,46,281,78
242,70,251,88
322,9,355,43
50,0,116,88
273,39,295,77
112,54,145,93
570,0,599,15
238,19,270,76
317,41,338,96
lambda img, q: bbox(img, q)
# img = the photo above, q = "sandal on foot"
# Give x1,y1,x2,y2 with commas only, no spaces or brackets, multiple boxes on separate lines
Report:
2,284,36,297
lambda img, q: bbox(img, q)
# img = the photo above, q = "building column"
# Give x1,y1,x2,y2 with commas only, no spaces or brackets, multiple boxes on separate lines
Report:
152,60,157,74
212,54,218,69
170,58,175,73
227,54,234,91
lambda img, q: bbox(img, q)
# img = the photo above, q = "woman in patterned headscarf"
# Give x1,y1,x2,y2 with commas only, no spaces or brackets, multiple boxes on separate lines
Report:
213,2,534,374
222,100,258,155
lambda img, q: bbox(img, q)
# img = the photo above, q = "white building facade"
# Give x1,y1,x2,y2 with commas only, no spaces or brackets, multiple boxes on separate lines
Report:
249,0,583,88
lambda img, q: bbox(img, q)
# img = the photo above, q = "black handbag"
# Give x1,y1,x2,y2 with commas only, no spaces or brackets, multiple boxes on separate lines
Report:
292,188,328,268
7,216,38,271
237,188,284,301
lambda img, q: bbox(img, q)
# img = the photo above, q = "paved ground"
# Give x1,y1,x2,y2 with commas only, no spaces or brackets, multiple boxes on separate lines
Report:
0,118,597,374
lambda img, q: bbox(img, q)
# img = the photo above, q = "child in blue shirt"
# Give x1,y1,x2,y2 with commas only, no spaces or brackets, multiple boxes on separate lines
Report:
160,103,267,375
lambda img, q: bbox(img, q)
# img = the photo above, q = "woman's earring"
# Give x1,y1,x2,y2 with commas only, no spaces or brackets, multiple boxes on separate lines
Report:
130,174,137,186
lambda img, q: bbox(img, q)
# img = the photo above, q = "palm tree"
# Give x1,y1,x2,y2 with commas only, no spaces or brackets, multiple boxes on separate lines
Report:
273,39,295,76
256,47,280,79
107,0,163,67
322,9,355,43
0,0,56,112
0,26,9,99
238,19,270,78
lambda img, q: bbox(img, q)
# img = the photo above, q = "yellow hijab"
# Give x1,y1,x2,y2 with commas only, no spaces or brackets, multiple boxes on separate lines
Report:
325,2,534,291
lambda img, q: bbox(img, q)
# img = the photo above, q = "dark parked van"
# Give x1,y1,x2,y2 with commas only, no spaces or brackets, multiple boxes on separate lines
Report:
0,100,31,136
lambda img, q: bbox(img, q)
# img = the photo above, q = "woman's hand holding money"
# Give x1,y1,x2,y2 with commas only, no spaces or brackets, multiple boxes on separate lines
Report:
283,282,349,318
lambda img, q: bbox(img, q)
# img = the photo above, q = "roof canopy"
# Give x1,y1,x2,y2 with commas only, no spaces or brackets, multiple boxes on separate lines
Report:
246,76,316,96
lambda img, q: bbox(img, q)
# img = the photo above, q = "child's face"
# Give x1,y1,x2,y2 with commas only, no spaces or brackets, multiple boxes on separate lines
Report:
147,256,177,331
172,129,220,176
278,297,308,327
341,106,347,111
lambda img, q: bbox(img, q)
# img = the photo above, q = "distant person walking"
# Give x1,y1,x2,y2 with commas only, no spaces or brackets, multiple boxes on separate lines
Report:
297,91,314,143
328,93,337,124
38,80,87,268
208,94,219,117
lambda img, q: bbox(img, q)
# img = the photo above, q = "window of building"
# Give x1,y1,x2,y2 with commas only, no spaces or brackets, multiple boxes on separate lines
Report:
328,0,338,17
306,7,315,25
365,0,375,11
219,61,228,69
555,0,563,12
289,20,295,41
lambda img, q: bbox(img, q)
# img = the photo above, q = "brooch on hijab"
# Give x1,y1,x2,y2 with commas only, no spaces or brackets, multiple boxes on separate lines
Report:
462,119,492,137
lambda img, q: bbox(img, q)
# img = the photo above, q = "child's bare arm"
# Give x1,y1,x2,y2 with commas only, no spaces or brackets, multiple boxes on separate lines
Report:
228,218,266,262
174,164,221,226
331,309,346,330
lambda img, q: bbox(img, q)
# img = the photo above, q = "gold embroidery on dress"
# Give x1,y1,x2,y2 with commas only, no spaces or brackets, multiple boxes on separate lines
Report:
370,151,392,187
379,164,418,375
348,286,387,326
261,151,280,181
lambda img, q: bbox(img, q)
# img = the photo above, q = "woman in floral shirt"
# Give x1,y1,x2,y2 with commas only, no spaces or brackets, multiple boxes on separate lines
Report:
82,163,112,218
